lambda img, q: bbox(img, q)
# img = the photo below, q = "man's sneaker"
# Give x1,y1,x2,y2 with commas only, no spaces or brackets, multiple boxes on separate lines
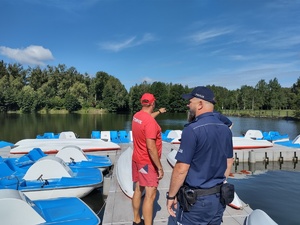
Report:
132,219,144,225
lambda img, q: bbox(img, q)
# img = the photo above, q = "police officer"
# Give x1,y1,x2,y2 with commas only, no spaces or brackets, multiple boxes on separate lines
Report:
166,86,233,225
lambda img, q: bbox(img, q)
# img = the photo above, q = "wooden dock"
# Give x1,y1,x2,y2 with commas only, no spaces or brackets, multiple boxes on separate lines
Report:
1,141,298,224
102,142,253,225
233,143,300,163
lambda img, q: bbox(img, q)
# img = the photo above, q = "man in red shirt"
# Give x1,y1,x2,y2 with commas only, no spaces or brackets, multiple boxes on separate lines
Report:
131,93,164,225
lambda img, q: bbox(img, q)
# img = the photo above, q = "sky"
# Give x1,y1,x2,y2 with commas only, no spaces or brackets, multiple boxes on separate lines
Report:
1,0,300,91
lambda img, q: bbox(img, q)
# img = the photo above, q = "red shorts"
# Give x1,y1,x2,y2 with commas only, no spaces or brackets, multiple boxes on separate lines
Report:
132,161,159,187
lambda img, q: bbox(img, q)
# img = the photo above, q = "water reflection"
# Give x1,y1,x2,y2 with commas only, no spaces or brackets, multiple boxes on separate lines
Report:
2,113,300,224
2,113,300,143
228,116,300,139
231,160,300,179
81,187,105,214
230,170,300,225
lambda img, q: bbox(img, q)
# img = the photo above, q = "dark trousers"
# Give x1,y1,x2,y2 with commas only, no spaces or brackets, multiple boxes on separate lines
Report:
176,193,226,225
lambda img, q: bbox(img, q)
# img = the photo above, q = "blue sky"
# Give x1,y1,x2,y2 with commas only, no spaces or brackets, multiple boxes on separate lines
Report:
1,0,300,91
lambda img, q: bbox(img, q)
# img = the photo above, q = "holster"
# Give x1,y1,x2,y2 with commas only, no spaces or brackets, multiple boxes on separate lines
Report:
177,185,196,212
177,184,223,212
220,183,235,205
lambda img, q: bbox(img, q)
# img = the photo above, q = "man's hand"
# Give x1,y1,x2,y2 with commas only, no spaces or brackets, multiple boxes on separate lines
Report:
167,198,178,217
157,168,164,180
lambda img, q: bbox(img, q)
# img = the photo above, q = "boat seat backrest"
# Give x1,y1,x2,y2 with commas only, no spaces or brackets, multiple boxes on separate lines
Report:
118,130,130,143
0,162,14,176
101,131,111,141
161,130,174,142
36,148,47,157
118,130,128,137
28,148,45,161
91,131,101,139
36,132,55,139
244,130,263,139
4,160,19,172
167,130,182,139
293,134,300,144
110,131,121,143
44,132,55,139
268,131,279,137
129,130,133,141
36,134,43,139
23,156,73,180
110,131,118,139
59,131,77,139
57,146,87,162
4,160,27,176
162,130,171,138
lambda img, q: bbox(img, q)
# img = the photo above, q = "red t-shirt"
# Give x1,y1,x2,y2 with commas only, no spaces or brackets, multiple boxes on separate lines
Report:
132,110,162,165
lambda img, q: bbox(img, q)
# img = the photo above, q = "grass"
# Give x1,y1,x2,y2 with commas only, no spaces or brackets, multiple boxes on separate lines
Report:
222,109,296,119
38,108,108,114
8,108,299,119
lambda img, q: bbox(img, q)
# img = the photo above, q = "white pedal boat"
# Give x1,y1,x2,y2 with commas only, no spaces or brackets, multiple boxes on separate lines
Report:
0,189,100,225
10,131,121,155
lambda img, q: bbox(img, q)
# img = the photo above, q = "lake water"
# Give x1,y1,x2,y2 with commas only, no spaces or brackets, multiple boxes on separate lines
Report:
230,170,300,225
1,113,300,224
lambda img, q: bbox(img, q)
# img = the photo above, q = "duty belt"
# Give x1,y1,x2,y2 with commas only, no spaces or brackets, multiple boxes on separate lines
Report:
191,184,222,197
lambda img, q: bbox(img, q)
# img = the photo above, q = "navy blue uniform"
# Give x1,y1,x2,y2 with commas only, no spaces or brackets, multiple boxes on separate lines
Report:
213,111,232,128
175,112,233,224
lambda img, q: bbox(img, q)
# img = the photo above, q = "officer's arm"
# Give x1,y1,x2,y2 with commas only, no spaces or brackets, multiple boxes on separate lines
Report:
225,158,234,179
168,161,190,198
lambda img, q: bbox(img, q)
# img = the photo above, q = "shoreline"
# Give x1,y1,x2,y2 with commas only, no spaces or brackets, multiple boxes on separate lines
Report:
4,109,300,120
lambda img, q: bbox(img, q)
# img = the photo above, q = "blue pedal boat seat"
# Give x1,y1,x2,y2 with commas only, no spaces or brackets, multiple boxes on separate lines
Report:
91,131,101,139
118,130,130,143
110,131,121,143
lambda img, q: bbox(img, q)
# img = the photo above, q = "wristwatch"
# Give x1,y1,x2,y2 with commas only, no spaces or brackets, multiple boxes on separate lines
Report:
166,192,176,200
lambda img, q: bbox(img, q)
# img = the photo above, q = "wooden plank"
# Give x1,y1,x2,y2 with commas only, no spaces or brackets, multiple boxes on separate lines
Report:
102,142,252,225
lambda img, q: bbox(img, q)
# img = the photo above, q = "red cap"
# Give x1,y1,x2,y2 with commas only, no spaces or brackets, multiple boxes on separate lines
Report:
140,93,156,104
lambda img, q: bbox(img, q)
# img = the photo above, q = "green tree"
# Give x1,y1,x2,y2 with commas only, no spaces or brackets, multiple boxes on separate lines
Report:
208,85,232,110
0,63,25,111
94,71,110,103
64,93,81,112
1,59,300,115
28,66,48,91
268,78,284,110
102,77,128,112
255,79,268,110
18,86,37,113
128,81,151,113
69,81,89,106
168,84,188,113
291,77,300,110
239,85,255,110
49,96,64,109
0,61,8,111
149,82,169,110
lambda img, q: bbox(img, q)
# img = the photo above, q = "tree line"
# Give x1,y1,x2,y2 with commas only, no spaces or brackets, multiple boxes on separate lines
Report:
1,60,300,117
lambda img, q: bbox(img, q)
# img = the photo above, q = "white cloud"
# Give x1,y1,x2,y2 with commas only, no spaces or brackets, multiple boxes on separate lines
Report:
259,34,300,50
0,45,54,66
100,37,136,52
19,0,101,13
142,76,153,83
188,28,233,45
99,33,156,52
